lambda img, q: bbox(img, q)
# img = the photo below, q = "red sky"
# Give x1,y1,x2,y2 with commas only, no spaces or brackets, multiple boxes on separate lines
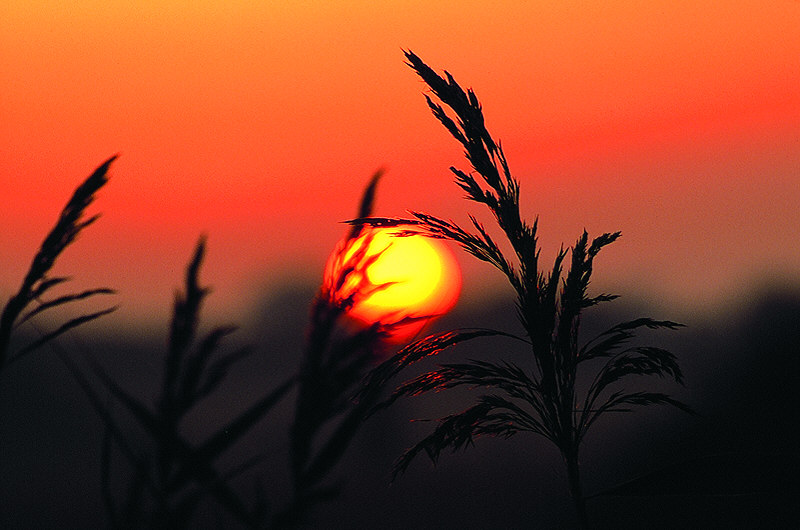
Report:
2,1,799,328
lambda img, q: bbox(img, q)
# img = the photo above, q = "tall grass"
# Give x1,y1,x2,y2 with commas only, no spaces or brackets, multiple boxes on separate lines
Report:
0,156,117,370
274,169,427,528
63,237,293,528
2,159,408,528
2,157,282,527
64,222,399,528
2,51,698,528
357,51,693,528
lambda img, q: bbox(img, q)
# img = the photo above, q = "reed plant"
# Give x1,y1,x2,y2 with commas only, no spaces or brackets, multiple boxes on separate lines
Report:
0,156,117,370
357,51,693,528
21,164,409,528
61,237,293,529
274,169,431,528
2,159,290,527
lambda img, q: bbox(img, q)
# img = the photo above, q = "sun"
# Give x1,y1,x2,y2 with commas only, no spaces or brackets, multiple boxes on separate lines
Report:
324,227,461,335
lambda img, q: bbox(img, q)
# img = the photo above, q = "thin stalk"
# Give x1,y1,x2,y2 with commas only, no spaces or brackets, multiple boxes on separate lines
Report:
564,448,589,530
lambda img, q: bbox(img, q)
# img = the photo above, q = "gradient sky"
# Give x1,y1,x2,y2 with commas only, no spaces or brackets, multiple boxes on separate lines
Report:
2,1,799,327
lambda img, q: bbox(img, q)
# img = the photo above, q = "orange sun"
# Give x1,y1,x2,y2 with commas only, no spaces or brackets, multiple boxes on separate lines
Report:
324,227,461,338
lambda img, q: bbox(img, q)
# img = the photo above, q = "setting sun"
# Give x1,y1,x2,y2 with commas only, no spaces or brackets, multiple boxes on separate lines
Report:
324,227,461,331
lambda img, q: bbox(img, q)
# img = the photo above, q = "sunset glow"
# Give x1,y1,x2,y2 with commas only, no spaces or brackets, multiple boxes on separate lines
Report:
2,3,800,527
1,2,798,324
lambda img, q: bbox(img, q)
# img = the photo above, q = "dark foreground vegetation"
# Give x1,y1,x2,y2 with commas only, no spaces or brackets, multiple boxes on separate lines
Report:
2,52,798,529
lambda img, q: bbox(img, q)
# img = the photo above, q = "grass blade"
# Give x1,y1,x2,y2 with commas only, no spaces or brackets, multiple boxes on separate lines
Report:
11,306,117,362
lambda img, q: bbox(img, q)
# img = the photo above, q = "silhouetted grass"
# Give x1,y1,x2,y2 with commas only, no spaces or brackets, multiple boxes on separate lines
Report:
1,51,704,529
1,158,286,527
61,237,292,528
0,156,118,370
273,169,427,528
10,164,410,528
356,50,693,528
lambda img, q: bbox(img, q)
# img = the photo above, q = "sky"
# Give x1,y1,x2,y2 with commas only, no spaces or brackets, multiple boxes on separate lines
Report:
2,1,799,328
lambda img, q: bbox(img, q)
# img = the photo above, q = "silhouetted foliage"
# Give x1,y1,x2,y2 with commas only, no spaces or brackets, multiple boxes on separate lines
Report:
61,237,292,529
0,156,117,369
0,159,425,528
0,52,708,529
274,169,424,528
356,50,693,528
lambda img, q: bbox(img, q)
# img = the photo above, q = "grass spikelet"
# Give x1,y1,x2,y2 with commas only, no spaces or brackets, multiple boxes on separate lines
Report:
0,156,117,368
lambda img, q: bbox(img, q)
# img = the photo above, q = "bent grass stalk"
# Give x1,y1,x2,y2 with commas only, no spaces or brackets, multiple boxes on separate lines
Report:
357,51,693,528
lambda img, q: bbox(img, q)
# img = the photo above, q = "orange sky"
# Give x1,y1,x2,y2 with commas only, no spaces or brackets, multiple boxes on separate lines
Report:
2,1,799,328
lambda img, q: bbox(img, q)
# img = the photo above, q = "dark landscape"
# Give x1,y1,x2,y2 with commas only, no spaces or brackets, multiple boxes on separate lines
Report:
1,279,799,528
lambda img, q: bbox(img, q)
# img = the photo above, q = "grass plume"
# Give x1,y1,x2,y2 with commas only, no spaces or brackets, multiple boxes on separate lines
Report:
356,50,693,528
0,156,118,369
